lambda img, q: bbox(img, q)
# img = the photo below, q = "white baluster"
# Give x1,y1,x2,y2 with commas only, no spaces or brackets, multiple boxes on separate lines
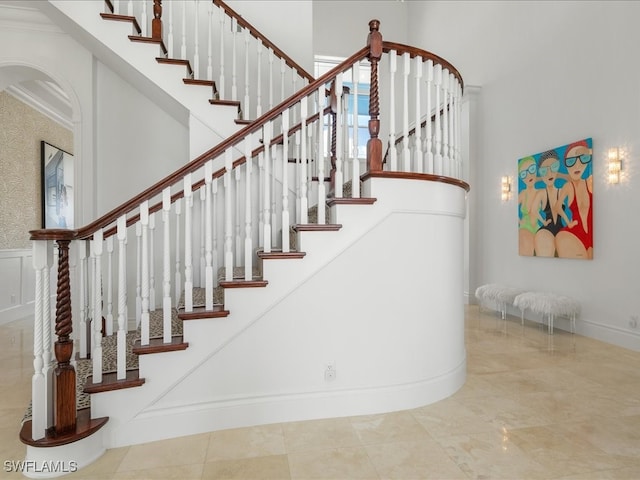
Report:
263,124,272,252
351,63,361,197
425,59,434,174
31,241,47,439
141,0,147,37
127,0,133,17
258,151,265,245
235,166,242,264
256,43,263,117
140,203,150,346
335,74,344,197
149,212,156,311
268,47,274,110
162,189,172,342
244,28,250,119
180,0,186,59
92,229,103,384
449,73,457,177
434,63,443,175
442,68,450,176
135,222,142,327
294,130,301,224
299,101,308,223
317,87,326,220
402,52,411,172
211,177,219,289
280,57,286,103
42,242,53,428
281,109,291,251
218,8,225,98
113,0,120,15
199,186,206,287
184,175,193,312
77,241,88,359
167,0,174,57
455,81,462,178
174,198,182,304
193,0,200,78
388,50,397,171
207,1,213,80
116,216,127,380
224,149,234,279
231,17,237,101
204,162,213,310
244,140,254,278
105,236,114,335
88,252,95,353
271,143,277,247
414,56,423,173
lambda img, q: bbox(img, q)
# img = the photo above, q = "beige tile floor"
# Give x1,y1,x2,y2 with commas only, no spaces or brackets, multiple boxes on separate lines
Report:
2,305,640,479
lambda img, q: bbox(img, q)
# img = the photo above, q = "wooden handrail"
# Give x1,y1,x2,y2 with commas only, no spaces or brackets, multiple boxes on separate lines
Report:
30,34,464,242
212,0,314,83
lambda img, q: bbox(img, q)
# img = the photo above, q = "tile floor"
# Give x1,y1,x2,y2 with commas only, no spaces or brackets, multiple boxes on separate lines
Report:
1,306,640,479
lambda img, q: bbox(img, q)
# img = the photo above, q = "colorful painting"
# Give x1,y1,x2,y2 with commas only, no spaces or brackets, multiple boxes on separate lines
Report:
518,138,593,260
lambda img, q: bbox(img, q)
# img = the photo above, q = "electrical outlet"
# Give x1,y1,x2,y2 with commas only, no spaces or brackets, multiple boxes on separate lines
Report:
630,316,639,329
10,294,16,305
324,362,336,381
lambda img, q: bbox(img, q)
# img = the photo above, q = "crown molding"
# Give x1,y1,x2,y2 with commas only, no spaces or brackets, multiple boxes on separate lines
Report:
6,82,73,130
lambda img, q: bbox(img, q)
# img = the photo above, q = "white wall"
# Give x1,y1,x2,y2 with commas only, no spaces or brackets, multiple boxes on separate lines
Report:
408,1,640,350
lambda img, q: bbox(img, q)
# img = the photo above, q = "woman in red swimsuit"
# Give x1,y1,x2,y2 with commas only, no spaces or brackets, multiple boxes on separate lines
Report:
556,139,593,259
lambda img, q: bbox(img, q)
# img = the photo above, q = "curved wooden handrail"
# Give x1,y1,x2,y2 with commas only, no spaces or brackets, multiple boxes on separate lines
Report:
30,37,464,242
213,0,314,83
362,171,470,193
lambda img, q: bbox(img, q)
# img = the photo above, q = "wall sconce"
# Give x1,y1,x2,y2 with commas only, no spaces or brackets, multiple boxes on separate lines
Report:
501,176,511,201
608,147,622,184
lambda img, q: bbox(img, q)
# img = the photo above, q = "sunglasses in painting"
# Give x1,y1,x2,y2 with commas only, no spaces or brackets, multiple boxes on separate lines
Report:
519,163,537,179
565,154,592,168
538,160,560,176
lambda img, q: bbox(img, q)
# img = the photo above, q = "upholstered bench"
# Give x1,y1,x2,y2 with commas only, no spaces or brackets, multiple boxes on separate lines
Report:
475,284,526,320
513,291,580,335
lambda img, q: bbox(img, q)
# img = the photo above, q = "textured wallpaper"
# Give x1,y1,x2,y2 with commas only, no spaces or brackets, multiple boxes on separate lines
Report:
0,92,73,249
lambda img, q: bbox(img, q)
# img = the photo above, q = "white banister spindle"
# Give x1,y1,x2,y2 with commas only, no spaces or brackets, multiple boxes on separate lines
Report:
116,216,127,379
449,74,457,177
141,0,147,37
88,252,95,354
199,187,206,287
140,202,150,346
184,175,193,312
174,198,182,304
442,69,450,176
402,52,411,172
413,56,423,173
135,222,142,327
268,48,274,110
162,189,172,342
149,212,156,311
281,109,291,251
206,2,213,80
31,241,47,439
455,81,462,178
224,149,234,278
425,59,434,174
244,28,250,119
271,143,277,247
341,92,349,184
307,121,314,205
351,63,361,197
204,162,214,310
92,228,104,383
334,73,344,197
78,241,88,359
127,0,133,17
388,50,398,171
280,57,286,103
434,63,443,175
211,177,219,289
105,236,114,335
235,166,242,263
294,130,301,224
113,0,120,14
244,140,253,278
42,242,53,428
299,100,308,223
218,8,225,98
231,17,238,101
256,43,263,117
180,0,187,59
317,88,327,218
258,151,265,245
263,124,272,252
167,0,174,57
193,0,200,78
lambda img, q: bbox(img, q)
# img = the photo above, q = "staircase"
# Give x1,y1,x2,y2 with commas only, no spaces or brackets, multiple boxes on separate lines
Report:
20,2,470,474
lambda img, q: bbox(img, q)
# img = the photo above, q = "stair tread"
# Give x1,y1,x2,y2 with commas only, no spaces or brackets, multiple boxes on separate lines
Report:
129,36,168,56
132,336,189,355
84,369,145,394
100,13,142,35
20,408,108,447
156,57,193,76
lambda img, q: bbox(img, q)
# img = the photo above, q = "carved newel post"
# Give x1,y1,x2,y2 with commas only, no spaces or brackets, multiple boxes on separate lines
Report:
366,19,383,173
152,0,163,41
53,238,76,434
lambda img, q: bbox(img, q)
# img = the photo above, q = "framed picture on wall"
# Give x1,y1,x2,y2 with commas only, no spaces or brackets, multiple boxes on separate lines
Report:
41,141,74,229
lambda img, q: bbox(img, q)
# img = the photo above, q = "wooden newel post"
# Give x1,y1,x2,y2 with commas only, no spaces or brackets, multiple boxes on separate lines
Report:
152,0,163,41
53,238,76,435
366,19,383,173
329,80,338,194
